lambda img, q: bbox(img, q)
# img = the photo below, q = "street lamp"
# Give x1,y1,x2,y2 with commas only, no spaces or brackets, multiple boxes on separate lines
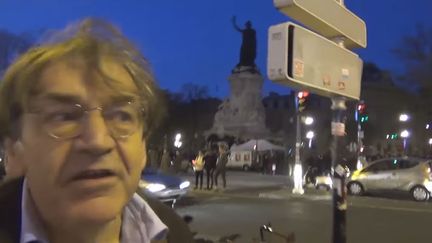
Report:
399,113,409,122
304,116,314,125
306,130,314,148
400,130,410,154
174,133,182,148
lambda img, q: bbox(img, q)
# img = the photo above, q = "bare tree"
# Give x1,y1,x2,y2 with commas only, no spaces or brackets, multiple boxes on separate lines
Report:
180,83,209,102
392,24,432,91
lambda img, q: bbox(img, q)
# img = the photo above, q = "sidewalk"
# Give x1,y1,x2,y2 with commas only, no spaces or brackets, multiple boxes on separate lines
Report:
258,185,332,200
187,183,333,201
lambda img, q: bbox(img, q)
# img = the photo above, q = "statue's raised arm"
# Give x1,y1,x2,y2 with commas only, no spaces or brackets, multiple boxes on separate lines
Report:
231,16,257,68
231,16,242,32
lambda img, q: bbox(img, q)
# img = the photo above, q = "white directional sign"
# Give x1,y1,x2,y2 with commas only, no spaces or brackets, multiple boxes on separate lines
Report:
267,22,363,100
273,0,367,49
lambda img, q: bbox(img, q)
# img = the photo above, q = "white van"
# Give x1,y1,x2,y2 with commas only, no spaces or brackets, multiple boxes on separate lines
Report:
227,151,253,171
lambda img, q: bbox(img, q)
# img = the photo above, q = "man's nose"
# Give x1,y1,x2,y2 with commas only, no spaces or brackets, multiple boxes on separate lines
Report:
77,111,115,154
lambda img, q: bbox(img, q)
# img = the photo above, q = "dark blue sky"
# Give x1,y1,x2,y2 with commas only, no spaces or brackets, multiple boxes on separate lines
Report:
1,0,432,97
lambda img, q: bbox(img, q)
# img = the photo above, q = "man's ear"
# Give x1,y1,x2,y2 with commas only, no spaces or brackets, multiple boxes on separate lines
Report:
3,138,26,179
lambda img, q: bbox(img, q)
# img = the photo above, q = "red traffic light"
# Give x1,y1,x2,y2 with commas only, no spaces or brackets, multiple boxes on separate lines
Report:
357,103,366,113
297,91,309,99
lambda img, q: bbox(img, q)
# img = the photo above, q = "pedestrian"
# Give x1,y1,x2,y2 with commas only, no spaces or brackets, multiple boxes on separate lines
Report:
203,149,217,190
193,150,205,189
262,153,270,174
214,143,229,190
0,18,193,242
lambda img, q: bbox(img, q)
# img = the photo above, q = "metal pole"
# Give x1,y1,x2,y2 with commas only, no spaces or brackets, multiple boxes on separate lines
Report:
292,91,304,194
356,102,364,170
330,97,347,243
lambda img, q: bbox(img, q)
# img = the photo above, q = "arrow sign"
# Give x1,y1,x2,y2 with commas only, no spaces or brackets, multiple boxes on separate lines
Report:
274,0,367,49
267,22,363,100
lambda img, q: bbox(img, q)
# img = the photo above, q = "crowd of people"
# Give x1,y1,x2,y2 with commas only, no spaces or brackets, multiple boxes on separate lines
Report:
153,142,230,191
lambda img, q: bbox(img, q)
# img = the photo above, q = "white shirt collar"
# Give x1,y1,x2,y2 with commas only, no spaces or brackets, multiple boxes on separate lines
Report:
20,179,168,243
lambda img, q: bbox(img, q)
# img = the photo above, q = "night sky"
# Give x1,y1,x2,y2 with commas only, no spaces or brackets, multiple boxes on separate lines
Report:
1,0,432,97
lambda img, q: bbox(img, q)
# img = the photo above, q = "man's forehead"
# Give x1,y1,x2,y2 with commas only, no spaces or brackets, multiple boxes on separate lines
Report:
34,56,139,102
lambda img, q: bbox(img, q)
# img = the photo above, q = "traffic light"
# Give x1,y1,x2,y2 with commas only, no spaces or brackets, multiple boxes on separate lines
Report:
386,133,398,140
360,115,369,123
357,103,366,113
357,102,368,123
297,91,309,112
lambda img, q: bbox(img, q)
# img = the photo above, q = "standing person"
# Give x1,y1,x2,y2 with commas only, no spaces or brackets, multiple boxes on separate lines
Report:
193,150,205,190
159,148,171,173
203,149,217,190
0,18,193,243
214,143,229,190
262,153,270,174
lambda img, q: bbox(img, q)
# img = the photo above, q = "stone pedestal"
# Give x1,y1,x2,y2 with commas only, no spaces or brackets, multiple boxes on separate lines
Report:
207,66,270,139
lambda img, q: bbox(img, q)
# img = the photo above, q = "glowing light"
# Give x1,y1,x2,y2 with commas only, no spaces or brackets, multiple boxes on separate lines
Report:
306,131,315,139
356,160,363,170
400,130,410,138
292,164,304,194
179,181,190,189
304,117,314,125
399,114,409,122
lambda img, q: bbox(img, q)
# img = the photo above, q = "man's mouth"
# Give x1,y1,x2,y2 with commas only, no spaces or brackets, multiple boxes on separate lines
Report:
71,169,116,181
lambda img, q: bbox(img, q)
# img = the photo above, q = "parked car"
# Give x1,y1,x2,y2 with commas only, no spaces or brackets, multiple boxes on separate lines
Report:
139,167,191,207
347,157,432,201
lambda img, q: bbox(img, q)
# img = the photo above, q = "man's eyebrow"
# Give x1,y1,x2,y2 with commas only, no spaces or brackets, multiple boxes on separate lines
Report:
108,93,140,105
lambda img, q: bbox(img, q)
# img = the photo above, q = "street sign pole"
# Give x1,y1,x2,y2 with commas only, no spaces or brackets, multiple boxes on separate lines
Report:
292,91,304,194
269,1,367,241
330,96,348,243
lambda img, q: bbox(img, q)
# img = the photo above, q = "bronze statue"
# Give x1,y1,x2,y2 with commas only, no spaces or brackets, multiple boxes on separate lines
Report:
232,16,256,67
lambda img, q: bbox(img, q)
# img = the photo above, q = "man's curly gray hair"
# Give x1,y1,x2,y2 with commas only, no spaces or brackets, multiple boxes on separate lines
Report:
0,18,165,142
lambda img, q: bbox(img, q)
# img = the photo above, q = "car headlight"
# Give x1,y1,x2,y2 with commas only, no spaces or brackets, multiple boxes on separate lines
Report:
180,181,190,189
145,183,167,193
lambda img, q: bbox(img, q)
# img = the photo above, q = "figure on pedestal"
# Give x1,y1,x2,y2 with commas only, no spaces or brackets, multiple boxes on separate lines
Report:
205,16,269,141
231,16,257,72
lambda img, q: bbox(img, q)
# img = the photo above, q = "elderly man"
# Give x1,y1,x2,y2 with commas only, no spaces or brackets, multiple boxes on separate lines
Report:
0,18,193,243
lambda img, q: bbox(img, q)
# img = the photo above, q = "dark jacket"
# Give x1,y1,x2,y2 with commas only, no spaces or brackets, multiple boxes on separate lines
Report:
215,152,229,171
0,178,194,243
203,153,217,170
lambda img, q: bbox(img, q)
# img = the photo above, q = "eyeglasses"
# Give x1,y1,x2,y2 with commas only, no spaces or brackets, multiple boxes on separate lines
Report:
27,101,145,139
